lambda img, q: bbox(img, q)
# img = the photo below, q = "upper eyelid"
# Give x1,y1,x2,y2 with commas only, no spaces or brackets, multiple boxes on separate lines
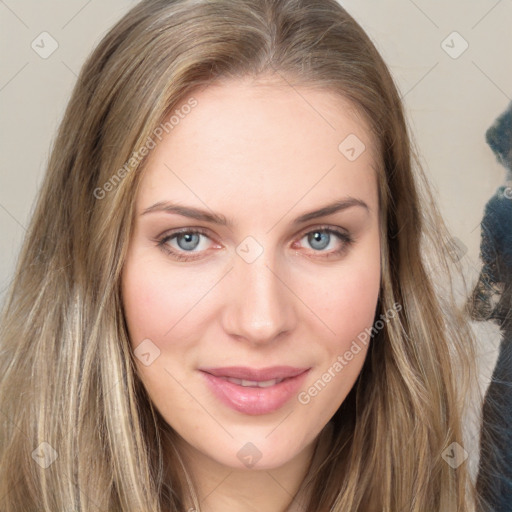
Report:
297,224,350,237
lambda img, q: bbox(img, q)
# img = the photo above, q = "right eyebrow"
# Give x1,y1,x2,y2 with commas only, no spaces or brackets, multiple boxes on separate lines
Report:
141,202,229,225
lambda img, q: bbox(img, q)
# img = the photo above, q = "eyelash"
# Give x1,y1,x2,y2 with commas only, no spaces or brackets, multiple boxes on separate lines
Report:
154,225,354,262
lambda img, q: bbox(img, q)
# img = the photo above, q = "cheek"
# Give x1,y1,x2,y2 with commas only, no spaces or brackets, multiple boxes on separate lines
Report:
301,242,380,409
320,274,378,379
121,257,202,345
121,259,201,418
296,259,380,413
303,253,380,349
334,263,380,332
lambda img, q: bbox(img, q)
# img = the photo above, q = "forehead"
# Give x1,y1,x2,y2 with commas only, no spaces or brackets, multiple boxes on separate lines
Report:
136,77,380,217
170,76,378,162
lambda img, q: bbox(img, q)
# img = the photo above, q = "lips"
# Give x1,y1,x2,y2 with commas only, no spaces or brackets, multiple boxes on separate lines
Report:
199,366,308,381
199,366,311,415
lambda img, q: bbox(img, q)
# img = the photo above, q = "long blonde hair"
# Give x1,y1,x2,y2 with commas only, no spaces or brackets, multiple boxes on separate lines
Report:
0,0,481,510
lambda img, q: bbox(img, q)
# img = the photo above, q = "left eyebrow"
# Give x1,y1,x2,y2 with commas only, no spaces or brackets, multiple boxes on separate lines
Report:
291,197,370,225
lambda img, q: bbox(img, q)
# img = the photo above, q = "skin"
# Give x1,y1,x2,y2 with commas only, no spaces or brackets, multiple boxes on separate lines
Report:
121,76,381,512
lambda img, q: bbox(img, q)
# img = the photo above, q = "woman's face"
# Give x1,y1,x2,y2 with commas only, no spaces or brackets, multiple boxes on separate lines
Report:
122,77,381,470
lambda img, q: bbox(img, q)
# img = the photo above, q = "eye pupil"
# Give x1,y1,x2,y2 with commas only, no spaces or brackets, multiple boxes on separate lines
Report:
177,233,201,251
308,231,330,250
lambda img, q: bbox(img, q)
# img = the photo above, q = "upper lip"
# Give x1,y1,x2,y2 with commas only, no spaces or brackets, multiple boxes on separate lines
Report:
200,366,309,381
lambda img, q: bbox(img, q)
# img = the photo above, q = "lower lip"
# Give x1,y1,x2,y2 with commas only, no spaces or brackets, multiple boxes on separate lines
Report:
200,370,310,415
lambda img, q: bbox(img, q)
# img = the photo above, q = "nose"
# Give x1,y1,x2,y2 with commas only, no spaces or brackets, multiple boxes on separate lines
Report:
220,248,297,345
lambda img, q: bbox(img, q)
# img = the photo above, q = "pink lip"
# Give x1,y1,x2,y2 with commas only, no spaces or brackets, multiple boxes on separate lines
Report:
199,366,311,415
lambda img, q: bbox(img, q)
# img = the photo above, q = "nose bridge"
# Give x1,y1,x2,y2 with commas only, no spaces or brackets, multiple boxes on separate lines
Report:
221,244,296,343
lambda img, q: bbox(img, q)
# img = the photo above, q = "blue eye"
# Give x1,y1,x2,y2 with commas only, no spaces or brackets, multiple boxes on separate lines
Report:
156,228,212,261
307,231,331,250
298,227,353,255
155,226,353,262
174,232,202,251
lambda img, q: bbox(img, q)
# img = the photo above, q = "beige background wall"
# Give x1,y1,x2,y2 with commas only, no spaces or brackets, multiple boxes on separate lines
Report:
1,0,511,476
